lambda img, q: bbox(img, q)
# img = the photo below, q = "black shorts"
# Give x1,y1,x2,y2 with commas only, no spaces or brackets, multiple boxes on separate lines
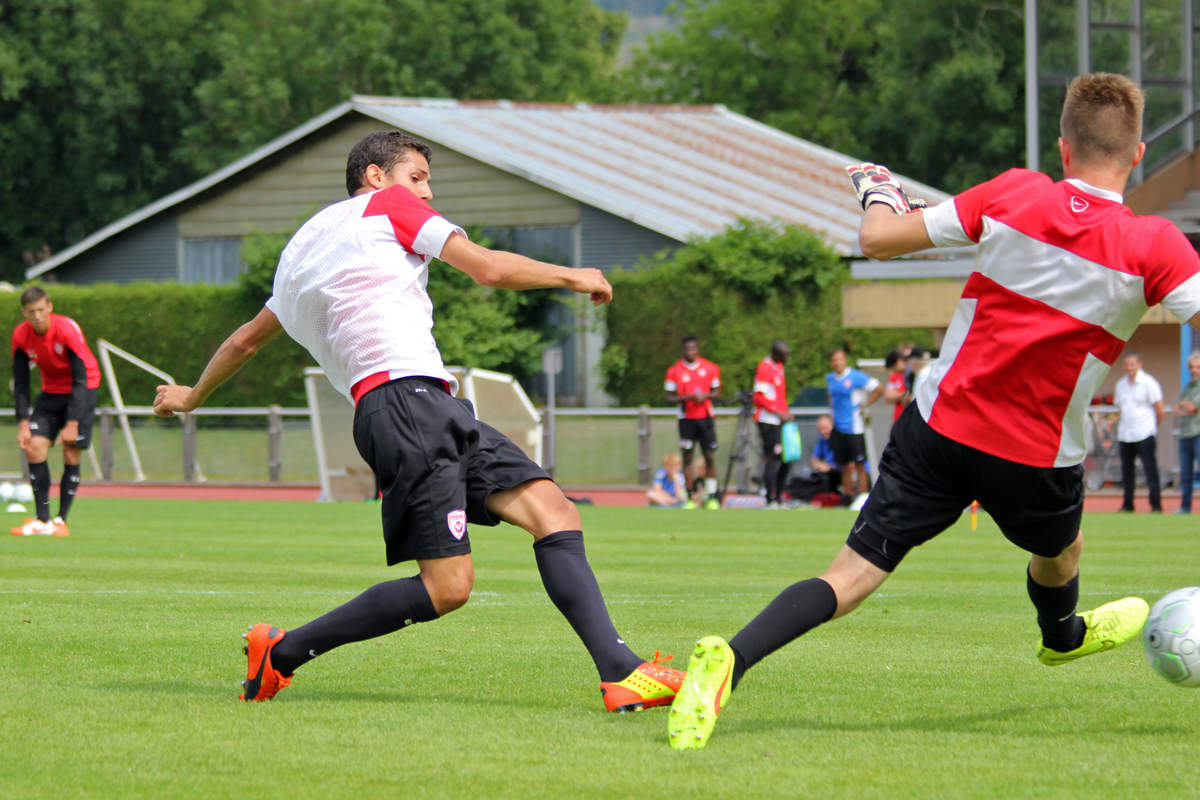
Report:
352,377,550,565
758,422,781,458
848,404,1083,571
29,390,97,450
678,417,718,453
829,428,867,465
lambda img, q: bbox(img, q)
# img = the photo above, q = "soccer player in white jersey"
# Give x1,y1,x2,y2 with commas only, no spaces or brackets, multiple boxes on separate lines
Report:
153,131,683,710
668,72,1200,749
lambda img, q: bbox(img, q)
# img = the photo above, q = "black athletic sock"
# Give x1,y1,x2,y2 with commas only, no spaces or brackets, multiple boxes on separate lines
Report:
270,575,438,675
728,578,838,690
29,461,51,522
58,464,81,521
1026,567,1085,651
533,530,642,682
762,458,782,502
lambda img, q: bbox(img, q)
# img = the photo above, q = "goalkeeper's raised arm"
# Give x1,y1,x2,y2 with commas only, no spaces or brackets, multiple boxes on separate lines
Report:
845,162,934,260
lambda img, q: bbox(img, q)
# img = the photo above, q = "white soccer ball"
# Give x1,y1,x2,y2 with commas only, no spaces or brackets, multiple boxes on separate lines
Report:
14,483,33,503
1143,587,1200,687
0,482,13,501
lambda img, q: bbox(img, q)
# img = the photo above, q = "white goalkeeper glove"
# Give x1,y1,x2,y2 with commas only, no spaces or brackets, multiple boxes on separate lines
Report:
845,163,927,215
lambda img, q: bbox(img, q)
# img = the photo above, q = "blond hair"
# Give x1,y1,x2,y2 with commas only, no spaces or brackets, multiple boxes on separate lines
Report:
1060,72,1144,165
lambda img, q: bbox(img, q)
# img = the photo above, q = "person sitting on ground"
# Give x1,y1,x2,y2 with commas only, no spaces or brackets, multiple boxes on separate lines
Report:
646,452,691,508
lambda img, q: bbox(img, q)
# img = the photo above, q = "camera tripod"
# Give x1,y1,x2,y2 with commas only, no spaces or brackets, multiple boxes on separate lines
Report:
718,391,760,504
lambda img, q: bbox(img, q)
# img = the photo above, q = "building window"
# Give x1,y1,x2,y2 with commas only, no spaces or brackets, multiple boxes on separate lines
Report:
182,238,245,284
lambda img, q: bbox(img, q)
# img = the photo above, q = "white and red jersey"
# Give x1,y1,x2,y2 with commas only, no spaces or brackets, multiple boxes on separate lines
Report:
665,358,721,419
752,358,788,424
11,314,101,392
266,185,466,403
921,169,1200,467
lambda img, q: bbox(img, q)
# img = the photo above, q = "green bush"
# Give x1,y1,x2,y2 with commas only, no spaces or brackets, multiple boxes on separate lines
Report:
600,219,938,405
8,261,567,410
2,282,312,409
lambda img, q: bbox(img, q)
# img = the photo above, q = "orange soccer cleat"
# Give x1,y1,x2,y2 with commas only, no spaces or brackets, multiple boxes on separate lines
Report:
600,651,685,713
240,623,293,701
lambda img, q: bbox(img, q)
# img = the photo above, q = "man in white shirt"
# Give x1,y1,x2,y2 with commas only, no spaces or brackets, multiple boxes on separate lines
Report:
1113,352,1164,512
153,131,683,711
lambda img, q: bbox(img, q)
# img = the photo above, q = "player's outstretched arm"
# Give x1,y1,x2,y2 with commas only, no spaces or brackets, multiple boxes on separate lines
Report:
153,307,283,417
858,205,934,260
440,233,612,305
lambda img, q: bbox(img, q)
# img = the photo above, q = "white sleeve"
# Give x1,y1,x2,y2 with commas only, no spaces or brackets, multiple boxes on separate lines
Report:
923,199,975,248
413,216,466,259
1162,272,1200,325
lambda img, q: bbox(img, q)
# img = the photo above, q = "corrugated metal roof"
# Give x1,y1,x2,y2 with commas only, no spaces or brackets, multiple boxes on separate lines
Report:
27,97,951,280
353,96,949,256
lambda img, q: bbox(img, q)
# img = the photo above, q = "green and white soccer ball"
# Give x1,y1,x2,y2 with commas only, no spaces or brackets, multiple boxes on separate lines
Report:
1143,587,1200,687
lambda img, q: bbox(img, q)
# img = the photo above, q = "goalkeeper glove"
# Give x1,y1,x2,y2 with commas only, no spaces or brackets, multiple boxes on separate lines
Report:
845,163,927,214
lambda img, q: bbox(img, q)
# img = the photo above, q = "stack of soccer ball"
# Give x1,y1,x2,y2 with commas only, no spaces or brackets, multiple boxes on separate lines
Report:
0,481,32,512
1143,587,1200,687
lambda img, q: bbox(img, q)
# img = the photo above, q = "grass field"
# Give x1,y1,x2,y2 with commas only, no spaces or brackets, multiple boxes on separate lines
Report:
3,500,1198,798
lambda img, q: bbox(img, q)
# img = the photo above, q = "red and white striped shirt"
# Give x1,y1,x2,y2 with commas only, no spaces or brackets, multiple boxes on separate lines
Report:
266,185,465,402
920,169,1200,467
752,358,788,424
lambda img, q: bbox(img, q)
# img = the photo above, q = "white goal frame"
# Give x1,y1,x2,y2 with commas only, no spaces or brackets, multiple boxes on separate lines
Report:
305,367,543,502
95,338,204,482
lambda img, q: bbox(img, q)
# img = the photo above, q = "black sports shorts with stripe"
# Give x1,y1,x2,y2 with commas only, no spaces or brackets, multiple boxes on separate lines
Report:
848,403,1083,572
352,377,549,566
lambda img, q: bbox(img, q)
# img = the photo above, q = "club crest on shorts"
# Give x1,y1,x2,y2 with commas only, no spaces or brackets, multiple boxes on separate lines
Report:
446,509,467,540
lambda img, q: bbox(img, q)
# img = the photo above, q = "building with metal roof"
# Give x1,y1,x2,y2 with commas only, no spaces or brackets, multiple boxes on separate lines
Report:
26,96,950,403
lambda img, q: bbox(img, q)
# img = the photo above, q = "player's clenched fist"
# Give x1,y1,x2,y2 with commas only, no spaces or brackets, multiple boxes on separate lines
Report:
154,384,195,418
845,163,927,215
572,267,613,306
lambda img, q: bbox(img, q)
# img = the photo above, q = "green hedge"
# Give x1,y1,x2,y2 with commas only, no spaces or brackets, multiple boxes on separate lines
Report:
2,282,313,409
600,219,939,405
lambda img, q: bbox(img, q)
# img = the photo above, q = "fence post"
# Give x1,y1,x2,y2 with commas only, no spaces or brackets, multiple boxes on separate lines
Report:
637,405,651,485
99,408,114,481
268,405,283,482
182,413,197,482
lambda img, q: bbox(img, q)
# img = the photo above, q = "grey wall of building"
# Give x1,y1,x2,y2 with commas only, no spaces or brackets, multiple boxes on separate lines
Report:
579,204,679,269
47,216,179,285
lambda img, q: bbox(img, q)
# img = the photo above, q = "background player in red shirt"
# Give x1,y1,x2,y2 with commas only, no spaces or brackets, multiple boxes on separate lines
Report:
10,287,101,537
752,341,792,507
669,73,1198,749
664,335,722,509
883,348,908,423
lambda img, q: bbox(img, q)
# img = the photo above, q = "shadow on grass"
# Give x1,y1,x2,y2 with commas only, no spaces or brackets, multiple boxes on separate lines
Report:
726,704,1190,738
94,679,588,711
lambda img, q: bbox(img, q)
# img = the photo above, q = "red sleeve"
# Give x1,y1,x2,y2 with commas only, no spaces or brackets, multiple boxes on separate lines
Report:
362,185,440,253
752,362,769,409
56,316,90,357
1138,218,1200,308
952,169,1050,243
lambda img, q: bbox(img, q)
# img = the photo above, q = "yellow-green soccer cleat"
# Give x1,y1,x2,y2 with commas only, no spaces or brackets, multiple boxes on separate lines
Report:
668,636,734,750
1037,596,1150,666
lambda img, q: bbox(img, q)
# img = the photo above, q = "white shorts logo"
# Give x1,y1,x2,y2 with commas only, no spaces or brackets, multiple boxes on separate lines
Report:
447,509,467,540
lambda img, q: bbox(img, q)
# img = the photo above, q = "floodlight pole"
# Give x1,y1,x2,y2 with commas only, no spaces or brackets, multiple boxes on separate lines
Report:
1025,0,1039,171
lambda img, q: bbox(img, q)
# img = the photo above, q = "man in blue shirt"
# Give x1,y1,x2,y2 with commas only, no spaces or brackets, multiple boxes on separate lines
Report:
826,348,882,497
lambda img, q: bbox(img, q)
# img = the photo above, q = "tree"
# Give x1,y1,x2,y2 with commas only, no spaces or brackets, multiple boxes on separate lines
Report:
600,219,846,406
614,0,887,155
615,0,1029,192
0,0,624,280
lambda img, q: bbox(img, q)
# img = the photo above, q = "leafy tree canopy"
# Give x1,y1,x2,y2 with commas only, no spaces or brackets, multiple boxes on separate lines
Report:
0,0,624,280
